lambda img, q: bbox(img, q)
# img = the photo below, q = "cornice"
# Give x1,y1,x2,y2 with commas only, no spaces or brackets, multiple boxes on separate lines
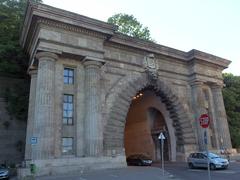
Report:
109,34,231,69
21,2,116,68
29,2,117,34
37,18,106,39
187,49,231,68
21,1,231,71
109,33,188,61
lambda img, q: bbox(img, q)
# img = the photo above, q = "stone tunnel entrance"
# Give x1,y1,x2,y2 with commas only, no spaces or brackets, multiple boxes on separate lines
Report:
124,88,171,162
104,73,196,162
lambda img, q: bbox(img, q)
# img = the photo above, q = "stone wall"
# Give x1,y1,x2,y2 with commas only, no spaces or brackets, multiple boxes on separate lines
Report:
0,76,27,165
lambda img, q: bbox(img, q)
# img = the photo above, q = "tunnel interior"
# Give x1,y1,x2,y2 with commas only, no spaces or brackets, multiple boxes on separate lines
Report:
124,88,170,162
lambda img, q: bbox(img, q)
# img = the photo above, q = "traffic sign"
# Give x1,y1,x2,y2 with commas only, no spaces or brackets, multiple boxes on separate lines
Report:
158,132,166,140
31,137,37,145
199,114,210,128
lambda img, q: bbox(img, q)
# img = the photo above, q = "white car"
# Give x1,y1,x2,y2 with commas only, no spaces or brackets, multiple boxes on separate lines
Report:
0,166,9,180
187,152,229,170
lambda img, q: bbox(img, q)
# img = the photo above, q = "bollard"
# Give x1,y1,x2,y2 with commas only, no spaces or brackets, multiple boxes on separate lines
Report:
30,163,36,174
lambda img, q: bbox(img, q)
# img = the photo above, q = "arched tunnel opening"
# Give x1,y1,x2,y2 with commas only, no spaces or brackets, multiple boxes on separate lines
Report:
124,87,171,163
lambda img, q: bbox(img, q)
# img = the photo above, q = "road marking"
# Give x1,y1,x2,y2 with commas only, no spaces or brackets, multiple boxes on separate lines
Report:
109,174,118,178
214,170,236,174
188,169,236,174
188,169,205,172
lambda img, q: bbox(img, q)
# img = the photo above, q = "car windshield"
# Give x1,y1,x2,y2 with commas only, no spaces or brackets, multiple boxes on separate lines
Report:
128,154,150,160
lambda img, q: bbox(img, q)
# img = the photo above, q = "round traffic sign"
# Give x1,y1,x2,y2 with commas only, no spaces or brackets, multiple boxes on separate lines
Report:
199,114,210,128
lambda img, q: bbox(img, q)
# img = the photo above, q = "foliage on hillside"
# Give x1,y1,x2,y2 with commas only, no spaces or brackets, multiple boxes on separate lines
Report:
223,73,240,148
0,0,42,75
0,0,42,121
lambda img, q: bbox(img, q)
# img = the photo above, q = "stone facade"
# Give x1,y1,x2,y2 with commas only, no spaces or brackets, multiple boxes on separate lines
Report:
20,1,232,176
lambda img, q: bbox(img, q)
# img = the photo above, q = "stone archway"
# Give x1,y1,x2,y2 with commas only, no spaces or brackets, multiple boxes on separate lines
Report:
103,72,197,160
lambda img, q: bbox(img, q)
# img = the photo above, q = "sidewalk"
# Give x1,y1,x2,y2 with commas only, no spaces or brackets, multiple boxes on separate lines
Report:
35,166,180,180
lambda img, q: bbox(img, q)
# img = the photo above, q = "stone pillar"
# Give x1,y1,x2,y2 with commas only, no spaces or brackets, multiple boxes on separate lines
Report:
24,68,37,160
83,56,104,156
211,84,232,149
207,89,220,149
32,52,57,160
76,65,85,157
191,81,206,151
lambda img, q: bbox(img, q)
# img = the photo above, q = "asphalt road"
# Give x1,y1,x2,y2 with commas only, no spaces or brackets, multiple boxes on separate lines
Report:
162,161,240,180
37,166,178,180
12,161,240,180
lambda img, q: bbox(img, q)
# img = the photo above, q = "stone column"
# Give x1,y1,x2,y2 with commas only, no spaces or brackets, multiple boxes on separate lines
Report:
24,68,37,160
211,84,232,149
83,56,104,156
32,52,57,160
207,89,220,149
191,81,206,151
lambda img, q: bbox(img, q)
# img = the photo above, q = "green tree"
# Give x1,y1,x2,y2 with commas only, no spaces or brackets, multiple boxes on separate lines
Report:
0,0,42,121
0,0,42,75
222,73,240,148
107,13,154,41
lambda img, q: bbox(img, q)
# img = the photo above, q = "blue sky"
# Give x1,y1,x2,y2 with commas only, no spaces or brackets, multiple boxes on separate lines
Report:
43,0,240,75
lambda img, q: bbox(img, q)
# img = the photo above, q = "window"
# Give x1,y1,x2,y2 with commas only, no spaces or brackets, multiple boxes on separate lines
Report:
197,153,206,159
64,68,74,84
63,94,73,125
191,153,197,158
62,137,73,155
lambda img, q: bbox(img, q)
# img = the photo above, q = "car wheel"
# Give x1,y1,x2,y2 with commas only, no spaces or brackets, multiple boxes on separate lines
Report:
188,163,194,169
210,163,216,170
137,161,142,166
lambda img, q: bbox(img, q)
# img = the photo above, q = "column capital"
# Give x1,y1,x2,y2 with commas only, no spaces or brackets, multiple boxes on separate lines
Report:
211,83,224,89
190,80,204,87
82,56,105,68
36,51,58,61
28,66,38,76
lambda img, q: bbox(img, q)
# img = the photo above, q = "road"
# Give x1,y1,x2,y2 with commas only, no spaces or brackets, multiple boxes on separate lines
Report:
12,161,240,180
162,161,240,180
37,166,178,180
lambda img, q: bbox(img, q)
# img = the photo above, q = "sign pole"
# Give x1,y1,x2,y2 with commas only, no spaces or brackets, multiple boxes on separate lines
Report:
199,113,211,180
158,132,165,176
204,129,211,180
161,138,164,176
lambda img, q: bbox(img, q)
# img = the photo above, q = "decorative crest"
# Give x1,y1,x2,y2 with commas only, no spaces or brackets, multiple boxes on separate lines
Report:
143,54,159,84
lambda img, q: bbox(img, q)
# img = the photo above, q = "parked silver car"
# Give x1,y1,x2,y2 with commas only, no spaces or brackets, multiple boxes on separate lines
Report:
0,166,9,180
187,152,229,170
